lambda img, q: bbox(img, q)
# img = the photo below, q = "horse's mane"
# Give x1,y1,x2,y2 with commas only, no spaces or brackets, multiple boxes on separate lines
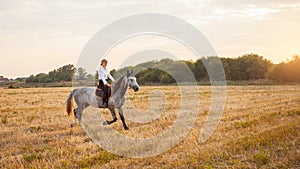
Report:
111,75,127,95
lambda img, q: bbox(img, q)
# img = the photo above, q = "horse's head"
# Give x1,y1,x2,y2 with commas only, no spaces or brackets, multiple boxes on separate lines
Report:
127,70,139,92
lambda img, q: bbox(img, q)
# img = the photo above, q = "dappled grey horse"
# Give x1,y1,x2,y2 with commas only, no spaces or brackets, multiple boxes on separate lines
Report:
66,71,139,130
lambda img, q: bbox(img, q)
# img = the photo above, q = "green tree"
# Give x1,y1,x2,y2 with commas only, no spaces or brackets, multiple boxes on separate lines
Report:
168,61,195,82
86,74,95,82
26,74,38,83
193,58,208,81
36,73,48,83
206,57,226,82
76,67,88,80
47,64,75,82
58,64,75,81
48,70,58,82
160,73,175,84
136,68,165,84
237,54,272,80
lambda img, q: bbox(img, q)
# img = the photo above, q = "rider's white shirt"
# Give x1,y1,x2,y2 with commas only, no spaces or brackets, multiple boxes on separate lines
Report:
98,66,115,84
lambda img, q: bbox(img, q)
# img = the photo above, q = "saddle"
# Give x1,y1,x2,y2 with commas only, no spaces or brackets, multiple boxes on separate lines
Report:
95,86,111,98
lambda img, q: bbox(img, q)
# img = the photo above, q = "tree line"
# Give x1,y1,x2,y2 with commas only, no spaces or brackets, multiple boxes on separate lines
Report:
115,54,300,84
24,54,300,84
267,55,300,82
25,64,94,83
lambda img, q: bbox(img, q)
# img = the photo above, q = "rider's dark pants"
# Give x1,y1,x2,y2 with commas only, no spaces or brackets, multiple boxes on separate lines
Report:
98,79,109,105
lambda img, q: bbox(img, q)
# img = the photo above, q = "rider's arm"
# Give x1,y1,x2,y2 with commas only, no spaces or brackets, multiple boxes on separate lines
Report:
108,72,115,83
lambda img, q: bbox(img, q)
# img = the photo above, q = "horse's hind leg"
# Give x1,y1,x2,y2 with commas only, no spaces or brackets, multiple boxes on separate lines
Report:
103,107,117,125
76,107,84,124
71,107,83,127
71,108,78,127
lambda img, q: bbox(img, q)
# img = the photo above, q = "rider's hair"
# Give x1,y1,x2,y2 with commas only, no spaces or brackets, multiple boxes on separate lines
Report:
101,59,108,65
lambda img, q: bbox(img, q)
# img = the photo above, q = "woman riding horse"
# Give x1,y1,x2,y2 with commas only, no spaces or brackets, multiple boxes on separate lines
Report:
66,70,139,130
98,59,115,107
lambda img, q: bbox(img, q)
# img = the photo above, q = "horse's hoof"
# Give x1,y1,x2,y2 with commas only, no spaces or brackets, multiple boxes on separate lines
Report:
124,126,129,130
102,103,108,108
71,123,75,128
103,121,109,125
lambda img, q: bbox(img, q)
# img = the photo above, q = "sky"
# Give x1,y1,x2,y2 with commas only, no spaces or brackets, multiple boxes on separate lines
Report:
1,0,300,78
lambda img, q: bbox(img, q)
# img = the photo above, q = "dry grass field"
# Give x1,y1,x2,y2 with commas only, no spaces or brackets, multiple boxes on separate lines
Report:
0,85,299,168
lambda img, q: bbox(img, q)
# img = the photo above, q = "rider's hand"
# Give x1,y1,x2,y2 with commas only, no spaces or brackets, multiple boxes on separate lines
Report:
106,83,111,87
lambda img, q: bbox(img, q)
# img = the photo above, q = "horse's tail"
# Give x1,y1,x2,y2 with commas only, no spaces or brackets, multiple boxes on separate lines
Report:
66,89,77,116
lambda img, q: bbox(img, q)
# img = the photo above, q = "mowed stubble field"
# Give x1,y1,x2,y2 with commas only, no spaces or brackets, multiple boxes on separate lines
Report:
0,85,299,168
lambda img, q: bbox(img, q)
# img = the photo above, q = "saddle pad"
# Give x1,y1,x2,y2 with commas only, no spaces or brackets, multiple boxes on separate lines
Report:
95,87,112,98
95,88,103,97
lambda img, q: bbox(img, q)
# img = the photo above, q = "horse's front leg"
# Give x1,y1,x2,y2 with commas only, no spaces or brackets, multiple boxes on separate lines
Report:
103,106,117,125
118,107,129,130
